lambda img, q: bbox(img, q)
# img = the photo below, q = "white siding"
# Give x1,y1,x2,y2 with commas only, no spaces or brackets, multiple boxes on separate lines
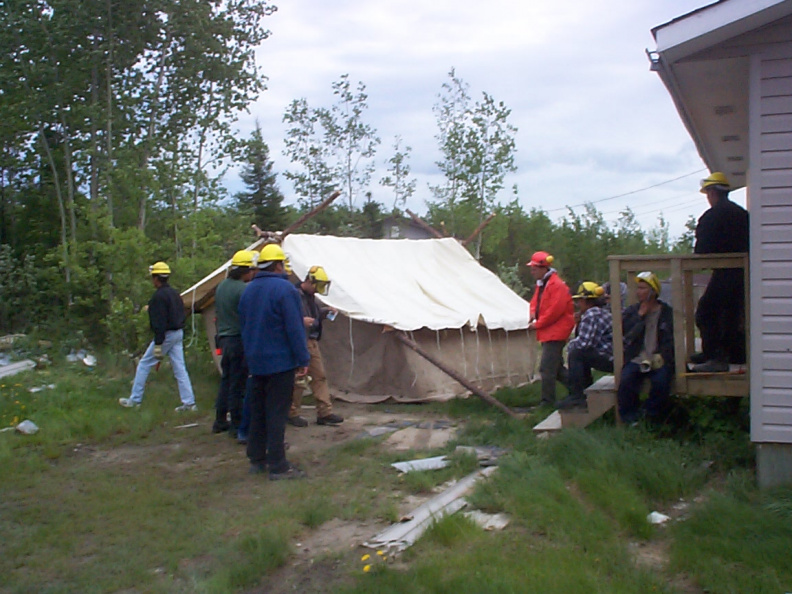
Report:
751,43,792,443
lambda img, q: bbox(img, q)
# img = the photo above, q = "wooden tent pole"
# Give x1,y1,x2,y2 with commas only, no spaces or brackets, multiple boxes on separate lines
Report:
461,213,496,247
405,209,445,239
393,331,520,419
190,190,343,314
281,190,341,238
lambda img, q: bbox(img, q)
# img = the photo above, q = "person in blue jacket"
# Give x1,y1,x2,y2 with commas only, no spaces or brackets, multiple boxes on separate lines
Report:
239,243,310,480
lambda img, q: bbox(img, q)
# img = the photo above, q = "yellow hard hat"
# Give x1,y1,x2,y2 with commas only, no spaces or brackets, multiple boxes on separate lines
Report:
231,250,258,269
258,243,293,273
307,265,331,295
149,261,171,276
259,243,285,263
700,171,730,193
635,271,661,295
573,281,604,300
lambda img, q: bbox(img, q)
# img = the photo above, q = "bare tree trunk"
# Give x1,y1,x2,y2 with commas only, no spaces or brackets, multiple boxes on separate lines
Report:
138,27,171,231
38,127,71,296
105,0,114,226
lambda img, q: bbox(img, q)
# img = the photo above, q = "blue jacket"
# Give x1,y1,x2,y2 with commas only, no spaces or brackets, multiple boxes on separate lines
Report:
238,271,310,375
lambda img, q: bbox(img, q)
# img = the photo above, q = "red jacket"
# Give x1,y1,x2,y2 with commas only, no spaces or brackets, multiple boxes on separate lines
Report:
530,271,575,343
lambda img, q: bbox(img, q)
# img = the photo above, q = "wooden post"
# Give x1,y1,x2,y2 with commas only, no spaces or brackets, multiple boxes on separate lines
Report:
670,257,688,394
609,258,623,388
405,209,445,239
393,331,520,419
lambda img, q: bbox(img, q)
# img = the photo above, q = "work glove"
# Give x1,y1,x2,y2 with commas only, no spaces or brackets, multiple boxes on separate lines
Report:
153,345,164,360
651,353,664,370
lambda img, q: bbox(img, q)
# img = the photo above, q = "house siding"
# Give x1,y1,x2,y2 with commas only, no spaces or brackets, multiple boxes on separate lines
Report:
751,43,792,443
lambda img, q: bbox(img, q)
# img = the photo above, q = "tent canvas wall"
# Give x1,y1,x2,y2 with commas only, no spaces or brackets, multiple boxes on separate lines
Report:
182,234,536,403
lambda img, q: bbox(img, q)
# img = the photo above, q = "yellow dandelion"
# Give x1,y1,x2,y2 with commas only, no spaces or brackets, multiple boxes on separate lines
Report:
363,565,372,573
376,550,385,556
361,554,371,562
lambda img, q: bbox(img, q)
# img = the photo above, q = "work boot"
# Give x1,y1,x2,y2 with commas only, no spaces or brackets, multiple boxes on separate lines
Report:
269,464,305,481
688,352,708,365
212,420,230,434
248,462,267,475
317,413,344,426
556,395,588,411
690,360,729,373
287,415,309,428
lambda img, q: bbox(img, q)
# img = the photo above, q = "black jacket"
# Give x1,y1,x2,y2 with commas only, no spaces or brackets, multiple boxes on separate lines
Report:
148,284,186,345
622,301,674,368
695,198,749,255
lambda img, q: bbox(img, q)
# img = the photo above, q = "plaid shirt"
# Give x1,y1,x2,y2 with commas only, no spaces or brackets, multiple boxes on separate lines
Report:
568,305,613,360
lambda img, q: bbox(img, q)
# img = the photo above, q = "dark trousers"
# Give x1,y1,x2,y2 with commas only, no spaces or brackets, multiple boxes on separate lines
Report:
695,269,745,364
539,340,568,405
214,335,248,429
567,347,613,399
617,361,672,423
247,370,296,473
237,376,252,438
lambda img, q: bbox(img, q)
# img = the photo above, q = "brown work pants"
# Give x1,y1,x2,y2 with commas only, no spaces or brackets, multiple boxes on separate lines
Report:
290,339,333,419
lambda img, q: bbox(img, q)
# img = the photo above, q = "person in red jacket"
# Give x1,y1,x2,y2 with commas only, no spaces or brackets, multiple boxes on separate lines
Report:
527,251,575,406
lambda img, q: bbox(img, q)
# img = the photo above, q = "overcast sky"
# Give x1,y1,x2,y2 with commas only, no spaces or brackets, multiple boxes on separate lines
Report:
231,0,746,239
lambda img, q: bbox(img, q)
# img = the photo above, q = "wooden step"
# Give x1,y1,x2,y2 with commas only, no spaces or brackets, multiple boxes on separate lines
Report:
532,375,617,435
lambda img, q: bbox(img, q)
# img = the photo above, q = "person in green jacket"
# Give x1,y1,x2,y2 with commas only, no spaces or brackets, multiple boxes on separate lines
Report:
212,250,258,436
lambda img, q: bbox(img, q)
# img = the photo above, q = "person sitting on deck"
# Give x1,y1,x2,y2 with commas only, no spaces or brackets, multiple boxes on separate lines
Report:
556,282,614,411
617,272,675,424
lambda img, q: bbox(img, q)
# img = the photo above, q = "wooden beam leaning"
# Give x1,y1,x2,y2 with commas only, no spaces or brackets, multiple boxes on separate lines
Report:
405,209,445,239
393,330,520,419
461,213,496,247
186,190,342,314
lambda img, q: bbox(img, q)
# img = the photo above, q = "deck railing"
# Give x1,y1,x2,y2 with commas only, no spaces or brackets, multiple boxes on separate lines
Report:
608,253,749,397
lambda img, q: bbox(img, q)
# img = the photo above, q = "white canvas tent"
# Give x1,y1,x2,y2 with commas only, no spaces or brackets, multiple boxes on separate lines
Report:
182,234,536,403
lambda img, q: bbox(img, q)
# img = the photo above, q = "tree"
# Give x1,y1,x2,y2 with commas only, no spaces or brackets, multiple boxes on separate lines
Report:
282,98,334,208
430,69,471,232
379,136,416,212
460,91,517,258
234,123,286,231
318,74,380,209
429,70,517,258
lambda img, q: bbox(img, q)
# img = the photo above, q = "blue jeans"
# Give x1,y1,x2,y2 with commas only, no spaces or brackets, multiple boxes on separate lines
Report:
617,361,672,423
567,347,613,400
247,370,296,473
129,329,195,405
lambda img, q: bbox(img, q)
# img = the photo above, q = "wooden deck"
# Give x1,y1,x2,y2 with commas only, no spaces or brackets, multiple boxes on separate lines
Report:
608,253,749,398
533,253,750,435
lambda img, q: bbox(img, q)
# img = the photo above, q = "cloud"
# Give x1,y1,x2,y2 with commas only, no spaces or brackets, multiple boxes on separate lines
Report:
232,0,715,237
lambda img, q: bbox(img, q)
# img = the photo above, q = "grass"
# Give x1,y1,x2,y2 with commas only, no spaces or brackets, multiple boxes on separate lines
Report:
1,342,791,593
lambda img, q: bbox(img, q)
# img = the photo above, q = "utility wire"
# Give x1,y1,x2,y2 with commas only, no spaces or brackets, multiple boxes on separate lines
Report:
545,168,706,214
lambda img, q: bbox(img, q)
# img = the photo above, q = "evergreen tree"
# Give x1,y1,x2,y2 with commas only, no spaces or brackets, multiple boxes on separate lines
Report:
235,124,286,231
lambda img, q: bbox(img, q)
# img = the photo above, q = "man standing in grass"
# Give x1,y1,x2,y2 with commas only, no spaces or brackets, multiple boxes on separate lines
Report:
119,261,197,411
526,251,575,407
288,265,343,428
617,271,675,424
212,250,258,437
239,244,309,480
556,282,613,411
